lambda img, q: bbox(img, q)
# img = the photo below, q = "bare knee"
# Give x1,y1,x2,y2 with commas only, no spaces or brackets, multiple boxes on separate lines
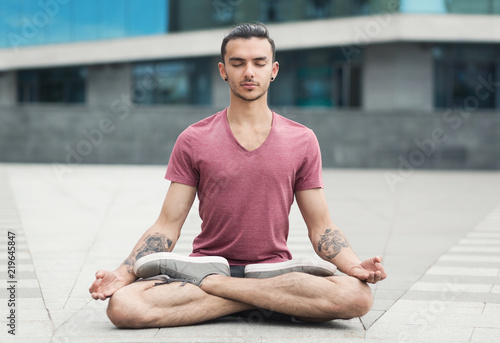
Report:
107,286,155,329
348,279,373,317
333,277,373,319
318,276,373,320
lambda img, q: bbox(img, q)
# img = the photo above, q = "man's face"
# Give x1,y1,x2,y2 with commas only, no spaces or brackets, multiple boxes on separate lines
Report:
219,37,279,102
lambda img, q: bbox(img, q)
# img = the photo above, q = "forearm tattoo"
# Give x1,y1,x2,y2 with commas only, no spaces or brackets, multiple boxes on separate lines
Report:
122,232,173,273
317,228,350,260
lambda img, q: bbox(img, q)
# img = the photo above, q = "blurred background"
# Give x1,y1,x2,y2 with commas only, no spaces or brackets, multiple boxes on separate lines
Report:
0,0,499,169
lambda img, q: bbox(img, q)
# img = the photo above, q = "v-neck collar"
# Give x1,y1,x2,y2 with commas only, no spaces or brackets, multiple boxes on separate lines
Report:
222,108,276,156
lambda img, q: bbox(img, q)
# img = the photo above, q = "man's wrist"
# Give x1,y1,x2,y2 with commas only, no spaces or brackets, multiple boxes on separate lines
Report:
115,265,138,283
339,260,362,276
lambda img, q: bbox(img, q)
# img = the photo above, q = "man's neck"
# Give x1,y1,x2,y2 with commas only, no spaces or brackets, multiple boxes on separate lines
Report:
227,96,272,128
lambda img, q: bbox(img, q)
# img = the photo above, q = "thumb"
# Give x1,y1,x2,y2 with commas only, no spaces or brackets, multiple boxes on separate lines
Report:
349,266,368,279
95,270,107,279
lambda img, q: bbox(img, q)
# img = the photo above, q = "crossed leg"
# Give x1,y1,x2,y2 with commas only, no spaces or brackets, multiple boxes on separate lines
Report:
107,279,253,328
107,272,372,328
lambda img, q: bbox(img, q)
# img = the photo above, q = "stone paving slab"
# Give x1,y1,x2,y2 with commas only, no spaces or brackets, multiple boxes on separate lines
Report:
368,202,500,342
1,164,500,342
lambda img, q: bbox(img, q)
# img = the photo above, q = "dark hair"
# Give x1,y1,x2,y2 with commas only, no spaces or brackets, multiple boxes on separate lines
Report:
221,23,276,63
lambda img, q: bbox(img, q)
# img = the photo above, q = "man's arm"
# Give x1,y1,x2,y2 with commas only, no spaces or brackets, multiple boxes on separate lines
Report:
117,182,197,278
89,182,197,299
295,188,386,284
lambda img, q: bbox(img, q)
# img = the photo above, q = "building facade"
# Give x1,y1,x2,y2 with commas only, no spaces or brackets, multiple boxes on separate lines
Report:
1,0,499,171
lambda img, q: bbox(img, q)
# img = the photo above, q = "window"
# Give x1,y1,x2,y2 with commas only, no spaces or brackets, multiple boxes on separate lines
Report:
168,0,396,33
18,67,86,103
401,0,500,14
260,0,284,22
434,45,499,109
132,58,211,105
212,0,240,24
305,0,332,18
0,0,168,49
444,0,493,14
269,48,362,108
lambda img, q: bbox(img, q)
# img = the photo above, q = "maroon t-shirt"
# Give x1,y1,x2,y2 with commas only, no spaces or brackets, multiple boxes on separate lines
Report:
165,108,323,265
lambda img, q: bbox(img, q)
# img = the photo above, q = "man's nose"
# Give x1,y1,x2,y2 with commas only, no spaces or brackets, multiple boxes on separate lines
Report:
243,64,255,79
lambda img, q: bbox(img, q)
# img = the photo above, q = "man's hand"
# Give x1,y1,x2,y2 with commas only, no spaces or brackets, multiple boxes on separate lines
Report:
89,270,130,300
348,256,387,284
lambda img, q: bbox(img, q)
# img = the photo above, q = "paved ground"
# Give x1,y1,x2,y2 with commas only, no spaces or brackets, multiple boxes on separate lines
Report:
1,163,499,343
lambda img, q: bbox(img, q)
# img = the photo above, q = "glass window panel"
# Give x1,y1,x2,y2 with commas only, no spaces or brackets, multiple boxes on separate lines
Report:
159,62,190,104
128,0,167,36
452,61,495,108
44,1,71,44
434,44,497,109
494,0,500,13
18,67,86,103
169,0,400,32
133,57,211,105
17,70,37,102
305,0,332,19
0,0,21,49
269,52,295,106
72,0,99,42
434,61,449,108
496,59,500,108
3,0,169,46
349,65,361,107
212,0,240,24
331,0,355,17
169,0,210,32
269,48,363,108
18,0,45,46
99,0,127,39
445,0,490,14
351,0,372,15
400,0,447,13
260,0,284,22
297,66,332,107
454,45,495,61
67,82,85,103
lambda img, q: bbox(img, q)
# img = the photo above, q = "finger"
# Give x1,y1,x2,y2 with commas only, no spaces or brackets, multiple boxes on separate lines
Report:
89,278,102,293
95,270,106,279
365,272,373,283
367,273,375,284
103,289,115,298
375,263,388,279
352,269,370,282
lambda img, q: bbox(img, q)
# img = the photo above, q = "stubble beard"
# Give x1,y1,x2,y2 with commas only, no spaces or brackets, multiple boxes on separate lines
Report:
228,79,270,102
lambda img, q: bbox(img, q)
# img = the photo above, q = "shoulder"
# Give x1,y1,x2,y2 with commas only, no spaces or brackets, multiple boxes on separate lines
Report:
186,110,224,132
178,110,224,141
274,112,318,141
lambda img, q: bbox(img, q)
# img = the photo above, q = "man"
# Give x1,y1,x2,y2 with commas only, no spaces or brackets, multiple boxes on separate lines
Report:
89,23,387,328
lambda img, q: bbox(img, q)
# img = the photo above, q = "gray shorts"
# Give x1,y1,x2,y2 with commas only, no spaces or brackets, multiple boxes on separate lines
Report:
139,264,297,323
229,265,246,278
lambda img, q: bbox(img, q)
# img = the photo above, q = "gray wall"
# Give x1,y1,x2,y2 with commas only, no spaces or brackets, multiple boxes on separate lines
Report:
1,105,499,170
0,71,16,106
87,64,132,106
363,43,434,111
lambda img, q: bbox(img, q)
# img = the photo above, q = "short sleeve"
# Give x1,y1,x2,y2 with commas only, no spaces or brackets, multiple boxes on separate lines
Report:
165,129,199,187
294,131,324,191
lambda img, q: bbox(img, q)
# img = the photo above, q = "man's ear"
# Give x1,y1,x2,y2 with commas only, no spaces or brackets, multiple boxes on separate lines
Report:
271,61,279,81
218,62,227,81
